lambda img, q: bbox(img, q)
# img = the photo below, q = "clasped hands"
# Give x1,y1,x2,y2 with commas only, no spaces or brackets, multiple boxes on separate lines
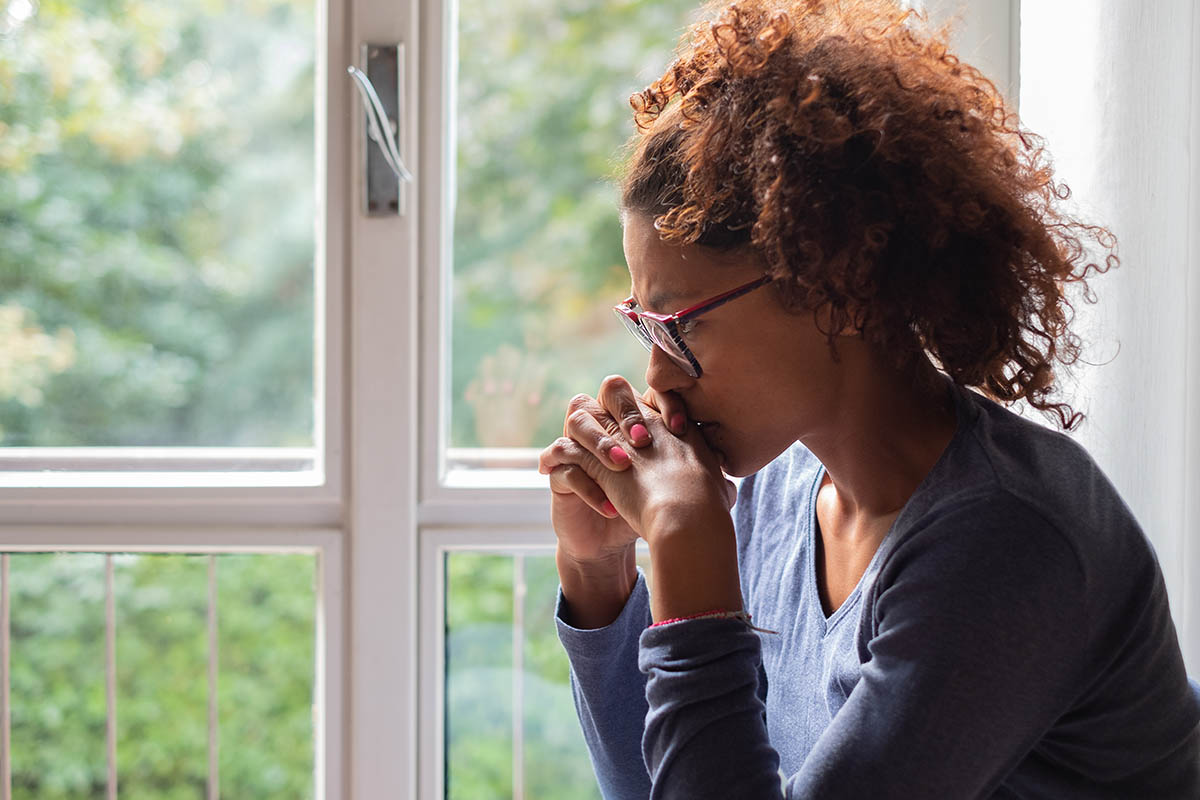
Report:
538,375,737,553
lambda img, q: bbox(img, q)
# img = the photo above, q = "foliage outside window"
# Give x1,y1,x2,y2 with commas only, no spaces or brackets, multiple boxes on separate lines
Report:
452,0,703,449
5,553,316,800
0,0,315,447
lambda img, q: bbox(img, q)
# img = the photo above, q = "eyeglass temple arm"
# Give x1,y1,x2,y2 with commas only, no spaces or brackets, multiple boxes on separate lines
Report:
674,275,773,319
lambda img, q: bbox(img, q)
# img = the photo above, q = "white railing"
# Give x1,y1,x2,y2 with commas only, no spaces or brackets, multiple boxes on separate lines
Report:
512,553,526,800
105,555,117,800
1,554,9,800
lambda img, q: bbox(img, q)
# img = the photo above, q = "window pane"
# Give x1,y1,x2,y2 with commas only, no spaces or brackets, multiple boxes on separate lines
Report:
216,553,316,799
444,550,652,799
450,0,701,450
445,552,515,798
0,0,317,447
3,551,316,799
114,554,209,795
7,553,108,799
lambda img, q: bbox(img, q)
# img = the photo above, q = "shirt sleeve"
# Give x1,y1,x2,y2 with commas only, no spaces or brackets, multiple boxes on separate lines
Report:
556,566,654,799
639,617,782,799
636,493,1089,799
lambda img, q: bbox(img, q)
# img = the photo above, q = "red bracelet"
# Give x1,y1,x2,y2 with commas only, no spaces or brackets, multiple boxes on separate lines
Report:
650,608,736,627
649,608,778,634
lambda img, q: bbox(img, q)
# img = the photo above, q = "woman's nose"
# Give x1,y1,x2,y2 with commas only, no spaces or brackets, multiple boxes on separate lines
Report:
644,345,695,394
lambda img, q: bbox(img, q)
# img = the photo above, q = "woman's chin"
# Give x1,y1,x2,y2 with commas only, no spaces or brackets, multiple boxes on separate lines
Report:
714,448,748,478
719,444,789,479
722,461,753,479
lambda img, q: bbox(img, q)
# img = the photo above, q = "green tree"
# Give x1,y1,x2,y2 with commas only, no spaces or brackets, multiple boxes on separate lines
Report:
0,0,315,446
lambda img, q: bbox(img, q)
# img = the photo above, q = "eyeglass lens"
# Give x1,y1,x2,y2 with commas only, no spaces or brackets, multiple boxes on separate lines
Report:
614,309,697,376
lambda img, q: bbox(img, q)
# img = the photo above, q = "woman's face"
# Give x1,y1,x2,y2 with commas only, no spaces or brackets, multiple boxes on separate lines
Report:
621,212,855,478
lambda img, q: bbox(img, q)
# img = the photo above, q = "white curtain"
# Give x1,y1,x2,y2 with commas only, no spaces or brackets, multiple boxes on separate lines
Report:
1018,1,1200,675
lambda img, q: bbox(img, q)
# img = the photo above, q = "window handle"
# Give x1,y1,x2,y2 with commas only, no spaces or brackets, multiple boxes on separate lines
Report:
348,44,413,216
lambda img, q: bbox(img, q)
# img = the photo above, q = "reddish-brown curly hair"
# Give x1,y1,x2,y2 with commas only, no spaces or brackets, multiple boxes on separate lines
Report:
621,0,1118,431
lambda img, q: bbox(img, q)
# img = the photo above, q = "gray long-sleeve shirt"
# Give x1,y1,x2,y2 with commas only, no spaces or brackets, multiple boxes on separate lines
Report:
555,377,1200,798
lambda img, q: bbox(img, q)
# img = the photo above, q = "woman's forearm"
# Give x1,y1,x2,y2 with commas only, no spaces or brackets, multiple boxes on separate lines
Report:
646,514,744,623
556,544,639,629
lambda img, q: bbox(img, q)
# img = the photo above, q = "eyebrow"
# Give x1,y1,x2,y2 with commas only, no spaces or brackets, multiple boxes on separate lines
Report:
636,288,688,312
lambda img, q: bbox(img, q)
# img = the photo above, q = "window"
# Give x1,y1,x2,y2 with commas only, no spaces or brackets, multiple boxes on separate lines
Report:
0,0,328,486
1,0,344,796
1,1,1022,798
1,551,316,798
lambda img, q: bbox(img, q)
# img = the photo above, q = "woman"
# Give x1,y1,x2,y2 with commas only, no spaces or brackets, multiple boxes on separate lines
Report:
538,1,1200,797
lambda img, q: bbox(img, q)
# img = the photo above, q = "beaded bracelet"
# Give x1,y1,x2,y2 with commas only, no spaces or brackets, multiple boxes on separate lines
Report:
649,608,778,635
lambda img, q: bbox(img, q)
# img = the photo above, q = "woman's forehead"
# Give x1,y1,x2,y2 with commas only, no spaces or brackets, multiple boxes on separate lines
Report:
622,213,761,310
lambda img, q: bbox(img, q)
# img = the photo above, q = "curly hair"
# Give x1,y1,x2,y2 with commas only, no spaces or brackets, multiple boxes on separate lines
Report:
620,0,1119,431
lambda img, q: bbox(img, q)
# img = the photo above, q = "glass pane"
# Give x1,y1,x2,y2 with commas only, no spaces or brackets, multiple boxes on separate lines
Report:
519,554,605,800
445,552,515,798
7,553,108,799
450,0,701,451
0,0,317,447
114,554,209,794
3,551,316,799
217,553,316,798
445,550,651,799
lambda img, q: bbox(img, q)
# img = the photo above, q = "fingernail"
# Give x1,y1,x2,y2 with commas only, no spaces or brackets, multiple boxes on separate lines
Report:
601,500,617,516
609,445,630,465
630,423,650,444
669,413,686,434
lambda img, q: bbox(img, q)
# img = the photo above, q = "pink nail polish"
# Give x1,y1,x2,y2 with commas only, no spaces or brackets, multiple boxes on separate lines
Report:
602,500,617,516
610,445,629,464
669,413,686,434
630,423,650,443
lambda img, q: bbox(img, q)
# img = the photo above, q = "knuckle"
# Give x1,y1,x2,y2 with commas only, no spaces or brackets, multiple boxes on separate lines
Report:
567,393,593,412
551,462,578,482
566,409,592,430
547,465,575,493
600,414,622,438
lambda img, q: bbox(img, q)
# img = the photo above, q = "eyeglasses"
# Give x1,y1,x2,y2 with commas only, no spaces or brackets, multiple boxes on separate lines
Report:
613,275,773,378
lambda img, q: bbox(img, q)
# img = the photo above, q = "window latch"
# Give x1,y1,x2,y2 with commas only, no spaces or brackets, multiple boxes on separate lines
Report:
349,43,413,216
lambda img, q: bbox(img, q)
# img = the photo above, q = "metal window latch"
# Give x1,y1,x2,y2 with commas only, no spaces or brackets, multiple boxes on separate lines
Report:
349,43,413,217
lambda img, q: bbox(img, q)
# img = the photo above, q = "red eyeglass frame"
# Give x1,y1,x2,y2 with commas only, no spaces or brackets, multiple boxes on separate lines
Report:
613,274,773,378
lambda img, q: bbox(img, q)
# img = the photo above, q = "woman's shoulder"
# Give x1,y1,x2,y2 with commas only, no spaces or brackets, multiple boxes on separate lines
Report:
883,387,1172,644
945,385,1152,567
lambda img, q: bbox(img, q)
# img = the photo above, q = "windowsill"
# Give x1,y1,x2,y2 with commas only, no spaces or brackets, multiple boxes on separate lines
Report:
0,448,322,488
